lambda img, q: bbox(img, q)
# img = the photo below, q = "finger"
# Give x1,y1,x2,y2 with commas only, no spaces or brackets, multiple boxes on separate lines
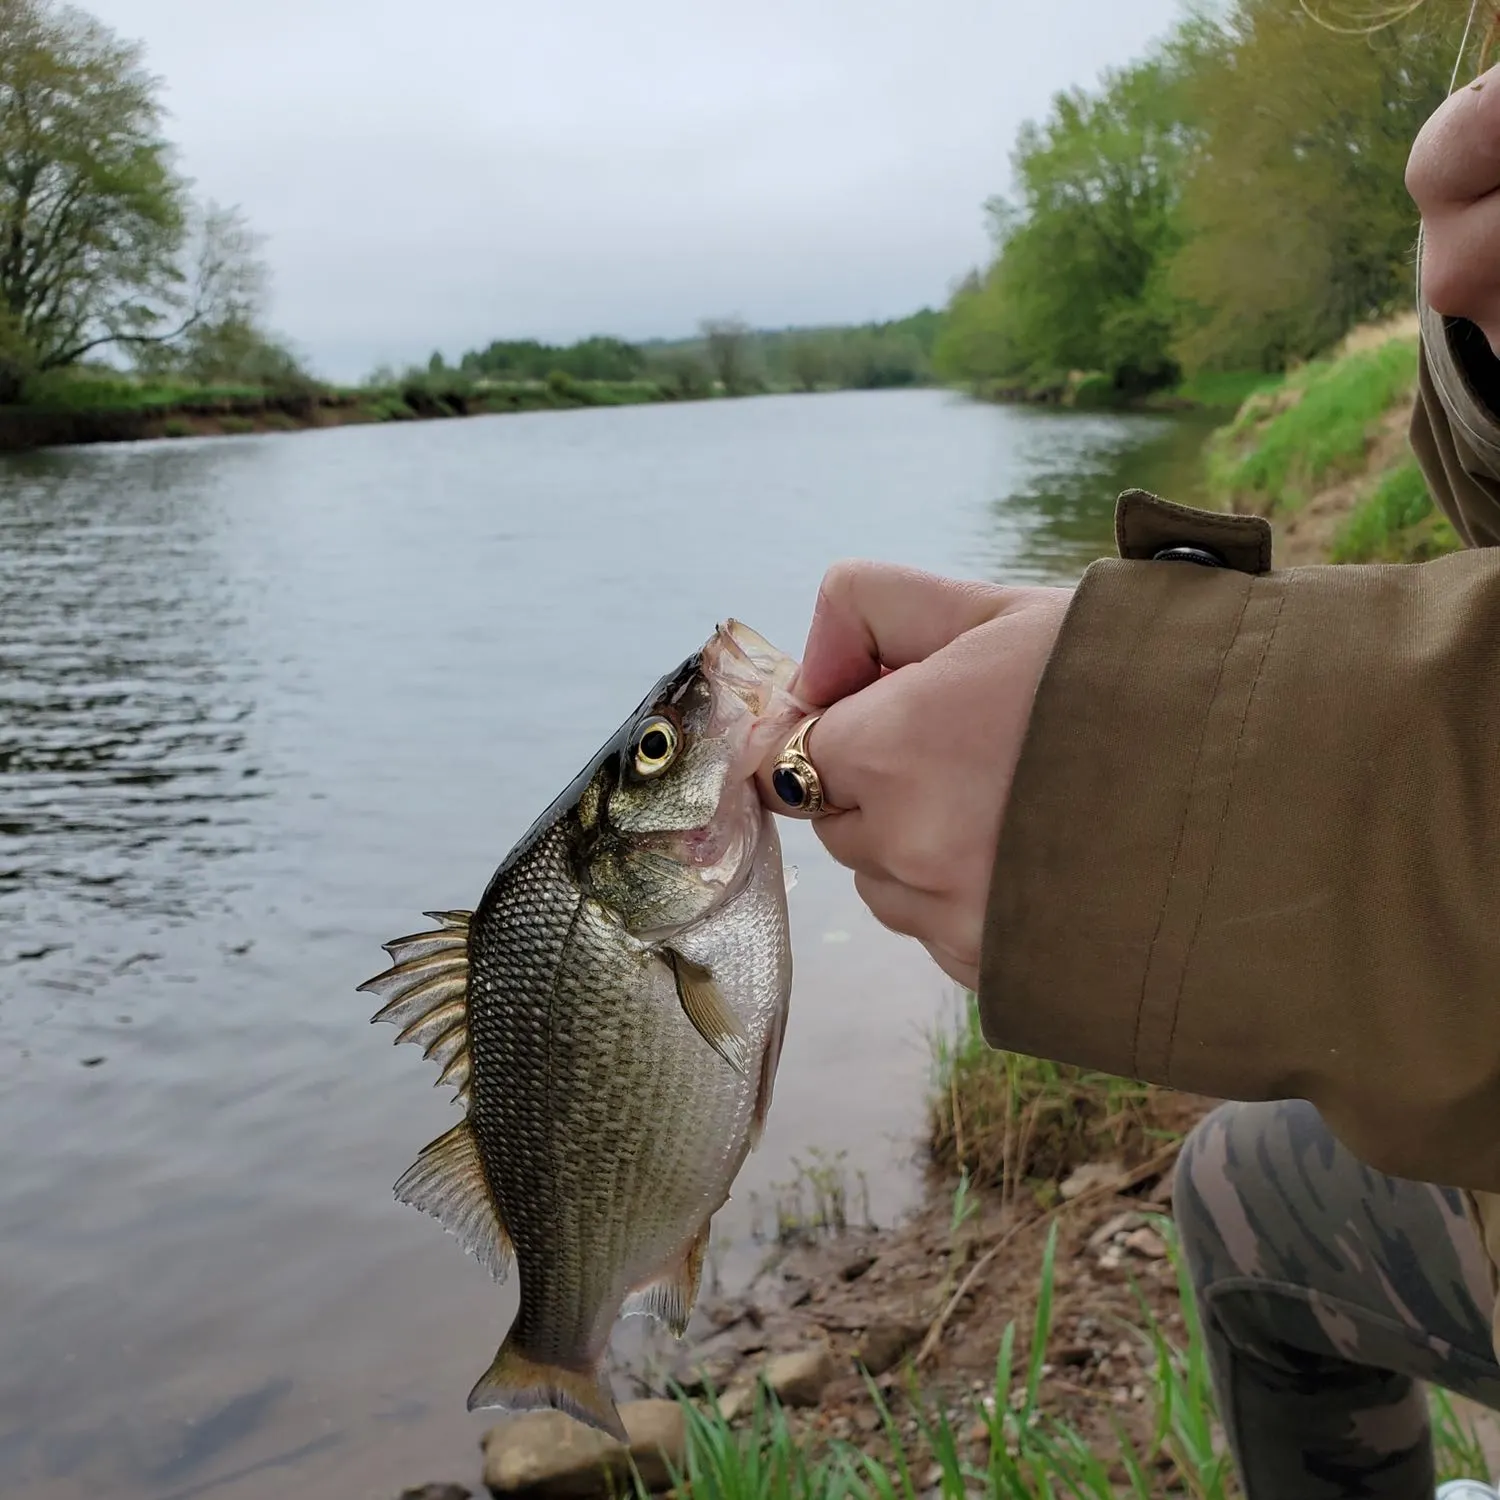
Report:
1408,60,1500,208
1422,190,1500,330
922,940,979,994
853,870,969,961
794,559,1009,705
755,696,864,817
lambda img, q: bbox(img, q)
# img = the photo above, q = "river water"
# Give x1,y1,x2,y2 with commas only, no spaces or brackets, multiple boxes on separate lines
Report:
0,391,1214,1500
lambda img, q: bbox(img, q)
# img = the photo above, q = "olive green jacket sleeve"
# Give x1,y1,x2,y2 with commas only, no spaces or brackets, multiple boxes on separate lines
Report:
977,308,1500,1192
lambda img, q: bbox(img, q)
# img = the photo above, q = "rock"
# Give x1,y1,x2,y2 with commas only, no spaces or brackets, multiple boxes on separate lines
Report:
967,1420,990,1445
764,1344,840,1407
399,1487,471,1500
1122,1226,1169,1260
716,1383,757,1423
481,1400,685,1497
838,1251,877,1282
854,1319,925,1376
1059,1161,1129,1200
1086,1211,1145,1253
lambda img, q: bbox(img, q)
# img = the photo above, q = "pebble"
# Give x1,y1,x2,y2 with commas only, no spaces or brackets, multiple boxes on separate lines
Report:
1059,1161,1129,1200
1086,1212,1145,1252
481,1400,684,1497
854,1319,925,1377
838,1251,877,1282
1121,1226,1168,1260
765,1343,840,1407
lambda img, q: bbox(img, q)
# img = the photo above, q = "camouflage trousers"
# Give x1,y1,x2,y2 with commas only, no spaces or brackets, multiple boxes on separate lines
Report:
1175,1100,1500,1498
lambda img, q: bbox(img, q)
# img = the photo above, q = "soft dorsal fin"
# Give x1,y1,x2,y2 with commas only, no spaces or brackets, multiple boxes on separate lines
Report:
621,1218,711,1337
666,949,749,1075
394,1119,513,1283
359,910,473,1106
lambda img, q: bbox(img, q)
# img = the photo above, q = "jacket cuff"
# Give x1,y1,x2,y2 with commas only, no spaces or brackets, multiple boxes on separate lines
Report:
977,502,1281,1089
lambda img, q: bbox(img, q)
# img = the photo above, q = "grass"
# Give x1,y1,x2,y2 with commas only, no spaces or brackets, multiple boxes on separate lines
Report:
928,995,1163,1201
653,1222,1491,1499
1207,336,1419,514
23,368,272,410
1161,369,1281,411
1330,455,1463,563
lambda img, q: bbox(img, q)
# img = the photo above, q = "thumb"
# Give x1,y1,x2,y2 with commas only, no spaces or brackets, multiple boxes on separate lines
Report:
793,560,1009,705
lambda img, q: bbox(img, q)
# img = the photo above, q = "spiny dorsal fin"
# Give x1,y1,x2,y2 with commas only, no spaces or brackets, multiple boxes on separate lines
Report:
394,1120,513,1283
666,949,749,1075
621,1218,711,1337
359,911,473,1106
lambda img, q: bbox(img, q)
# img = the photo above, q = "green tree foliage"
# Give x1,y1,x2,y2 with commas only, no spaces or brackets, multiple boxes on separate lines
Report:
938,1,1470,392
1170,0,1463,370
0,0,267,396
935,46,1198,395
459,334,645,382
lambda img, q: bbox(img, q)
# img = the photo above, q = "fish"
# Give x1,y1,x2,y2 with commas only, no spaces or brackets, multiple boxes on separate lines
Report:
359,620,808,1442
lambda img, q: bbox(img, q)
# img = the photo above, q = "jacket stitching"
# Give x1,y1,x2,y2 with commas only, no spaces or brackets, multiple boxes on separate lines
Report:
1162,579,1288,1083
1128,576,1256,1080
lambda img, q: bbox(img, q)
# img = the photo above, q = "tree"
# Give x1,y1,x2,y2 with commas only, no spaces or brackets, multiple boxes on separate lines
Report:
1168,0,1464,370
935,45,1199,394
701,317,755,395
786,335,829,392
0,0,265,395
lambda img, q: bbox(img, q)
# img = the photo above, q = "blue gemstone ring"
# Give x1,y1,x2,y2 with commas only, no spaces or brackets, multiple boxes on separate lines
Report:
770,714,845,818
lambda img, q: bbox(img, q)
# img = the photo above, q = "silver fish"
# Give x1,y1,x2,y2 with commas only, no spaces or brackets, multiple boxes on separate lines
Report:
359,621,806,1440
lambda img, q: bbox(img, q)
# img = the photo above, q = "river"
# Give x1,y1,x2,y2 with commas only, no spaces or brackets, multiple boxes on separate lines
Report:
0,390,1216,1500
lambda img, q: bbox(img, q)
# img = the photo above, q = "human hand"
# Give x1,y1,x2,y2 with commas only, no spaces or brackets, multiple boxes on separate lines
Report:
1409,59,1500,351
758,561,1071,989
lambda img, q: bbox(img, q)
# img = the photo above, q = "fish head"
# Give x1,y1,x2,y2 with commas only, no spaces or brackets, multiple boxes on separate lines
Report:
579,620,807,939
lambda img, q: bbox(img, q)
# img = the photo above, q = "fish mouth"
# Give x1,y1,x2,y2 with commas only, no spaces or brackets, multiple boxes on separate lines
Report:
706,620,802,715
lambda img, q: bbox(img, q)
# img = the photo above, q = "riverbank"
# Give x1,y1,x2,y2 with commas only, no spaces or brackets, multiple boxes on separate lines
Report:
0,374,682,451
1204,312,1459,566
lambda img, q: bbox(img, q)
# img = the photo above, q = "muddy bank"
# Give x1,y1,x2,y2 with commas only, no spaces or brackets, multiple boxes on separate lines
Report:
0,383,685,452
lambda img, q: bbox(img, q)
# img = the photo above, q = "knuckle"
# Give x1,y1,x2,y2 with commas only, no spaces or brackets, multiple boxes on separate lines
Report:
816,558,875,610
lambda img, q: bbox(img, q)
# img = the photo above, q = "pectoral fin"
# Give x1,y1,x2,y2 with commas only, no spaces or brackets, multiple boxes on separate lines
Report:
667,950,749,1074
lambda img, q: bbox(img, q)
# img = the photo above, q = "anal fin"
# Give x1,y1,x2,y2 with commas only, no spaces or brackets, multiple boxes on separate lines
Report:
621,1219,711,1338
394,1120,513,1283
666,950,749,1074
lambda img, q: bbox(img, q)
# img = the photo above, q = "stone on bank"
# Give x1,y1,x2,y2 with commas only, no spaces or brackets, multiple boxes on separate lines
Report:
481,1400,685,1497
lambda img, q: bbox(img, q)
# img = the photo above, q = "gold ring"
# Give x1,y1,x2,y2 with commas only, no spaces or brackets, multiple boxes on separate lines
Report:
770,714,845,818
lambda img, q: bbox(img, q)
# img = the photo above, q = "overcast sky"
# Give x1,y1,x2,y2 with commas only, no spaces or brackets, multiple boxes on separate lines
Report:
87,0,1184,381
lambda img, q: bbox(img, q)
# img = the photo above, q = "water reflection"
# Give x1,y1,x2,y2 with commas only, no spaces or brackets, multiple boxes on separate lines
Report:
982,406,1220,584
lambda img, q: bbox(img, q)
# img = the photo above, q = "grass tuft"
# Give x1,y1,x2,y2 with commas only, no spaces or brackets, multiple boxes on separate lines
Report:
1207,337,1419,514
1330,455,1462,563
928,995,1164,1200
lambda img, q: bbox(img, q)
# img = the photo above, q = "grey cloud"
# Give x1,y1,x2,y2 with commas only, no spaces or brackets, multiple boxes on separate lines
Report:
90,0,1184,380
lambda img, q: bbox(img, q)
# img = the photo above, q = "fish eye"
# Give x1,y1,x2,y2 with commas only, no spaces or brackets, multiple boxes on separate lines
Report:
632,716,680,778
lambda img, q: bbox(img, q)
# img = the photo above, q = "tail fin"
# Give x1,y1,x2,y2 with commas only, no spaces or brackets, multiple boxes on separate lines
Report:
467,1333,627,1443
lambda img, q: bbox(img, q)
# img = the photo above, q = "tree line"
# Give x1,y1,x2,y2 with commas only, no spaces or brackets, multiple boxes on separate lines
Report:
414,309,944,399
935,0,1472,398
